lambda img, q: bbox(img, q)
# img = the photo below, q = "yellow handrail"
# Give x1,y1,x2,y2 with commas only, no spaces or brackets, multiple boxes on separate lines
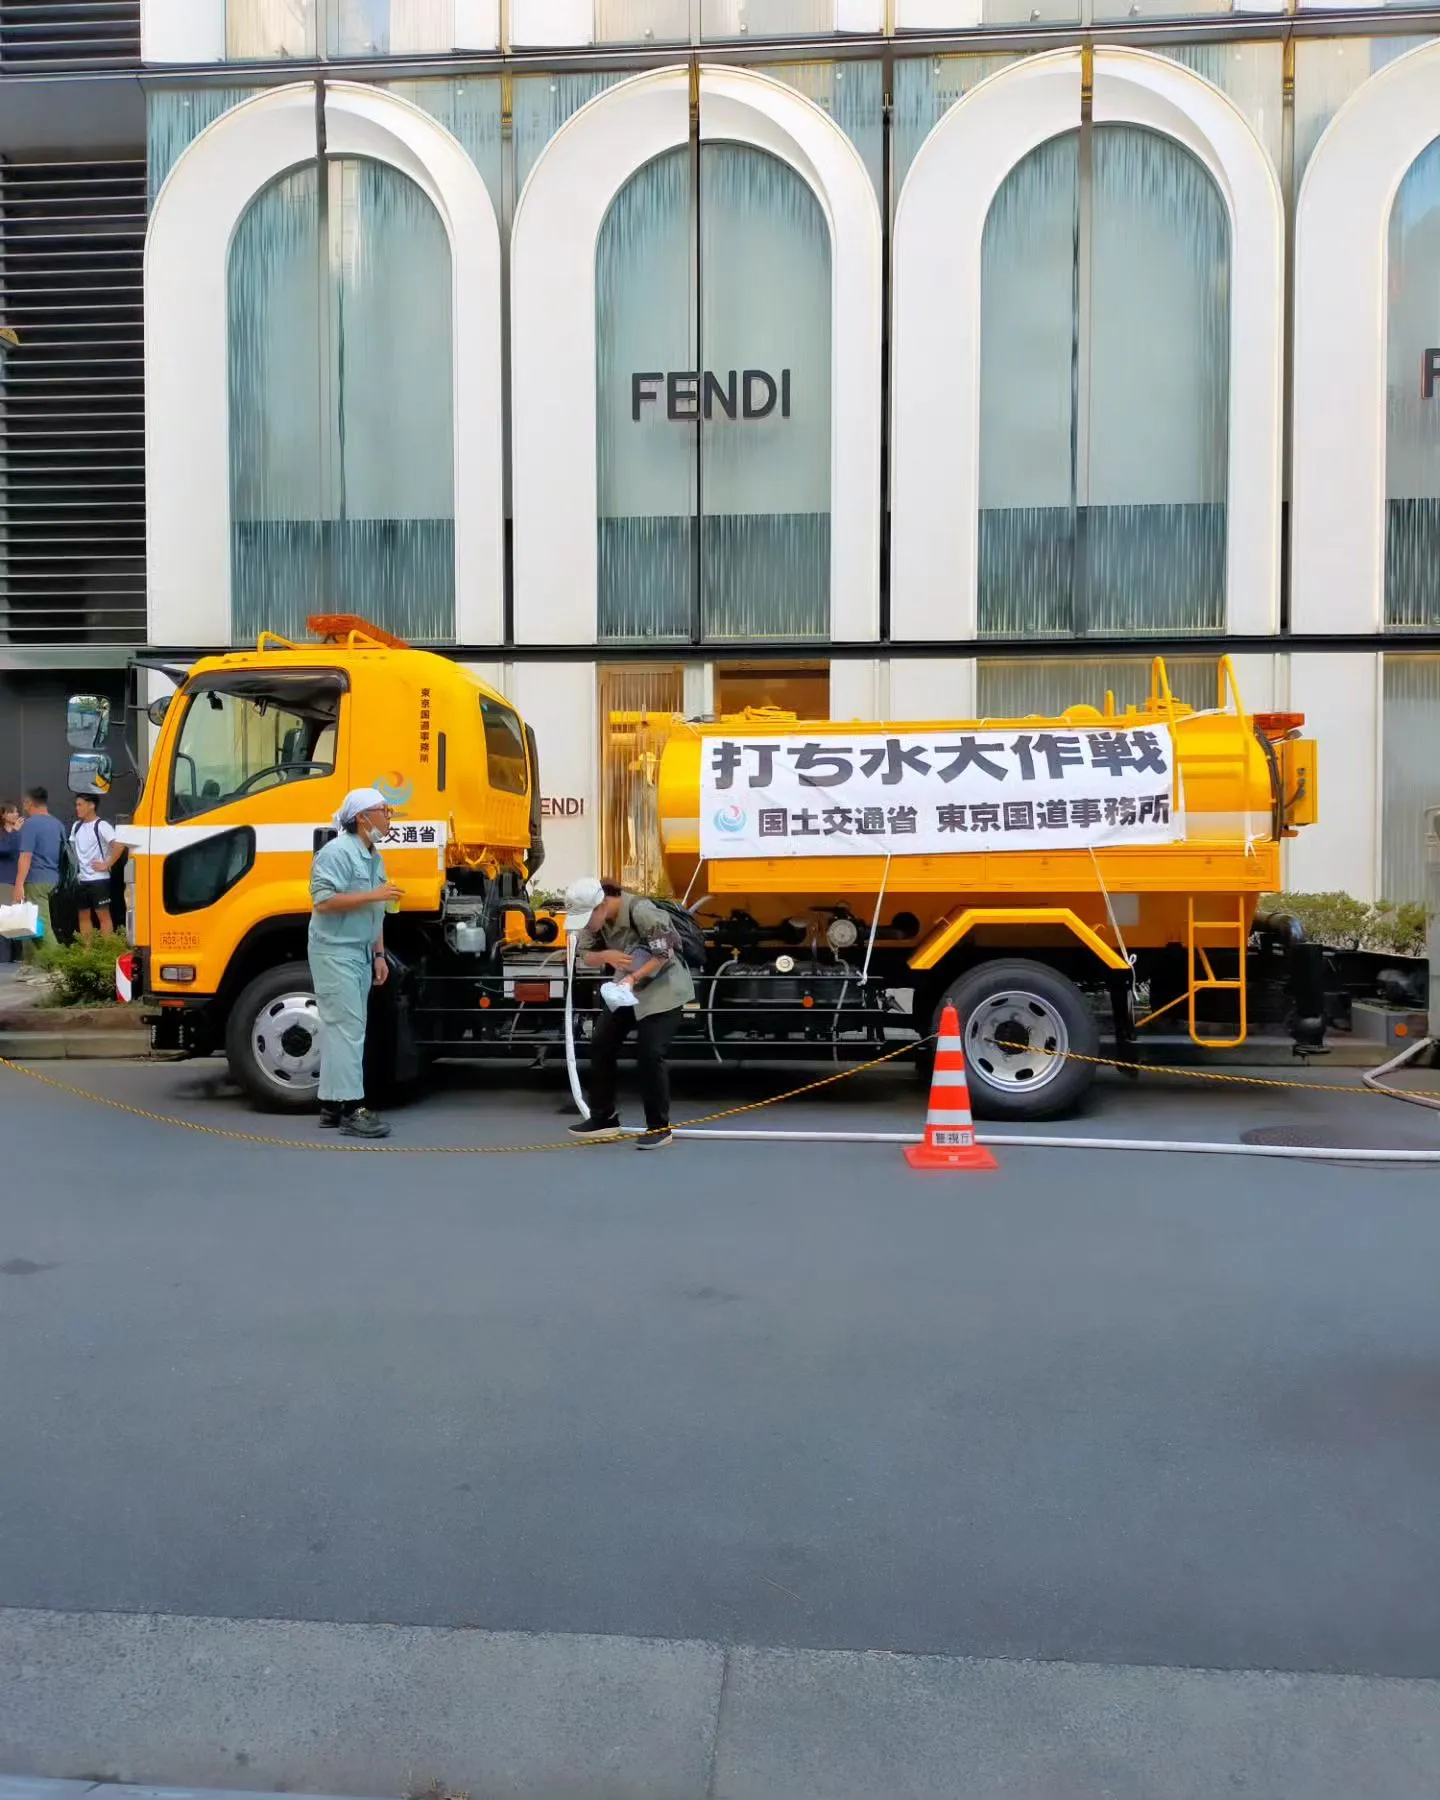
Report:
1148,656,1176,719
1216,653,1245,717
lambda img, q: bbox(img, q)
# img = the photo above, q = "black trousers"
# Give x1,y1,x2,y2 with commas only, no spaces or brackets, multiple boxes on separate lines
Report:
587,1004,683,1130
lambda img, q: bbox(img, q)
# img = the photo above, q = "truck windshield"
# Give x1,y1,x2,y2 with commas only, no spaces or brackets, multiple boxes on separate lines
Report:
168,675,342,822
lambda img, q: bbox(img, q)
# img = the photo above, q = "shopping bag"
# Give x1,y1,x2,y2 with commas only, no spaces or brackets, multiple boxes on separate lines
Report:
0,901,40,939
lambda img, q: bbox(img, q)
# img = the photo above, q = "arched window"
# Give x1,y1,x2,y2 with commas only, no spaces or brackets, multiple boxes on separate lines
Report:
978,123,1229,639
594,141,832,645
228,155,455,643
1385,135,1440,630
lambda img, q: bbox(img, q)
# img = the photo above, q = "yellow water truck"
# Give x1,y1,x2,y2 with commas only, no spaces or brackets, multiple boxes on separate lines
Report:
622,655,1322,1117
70,627,1326,1120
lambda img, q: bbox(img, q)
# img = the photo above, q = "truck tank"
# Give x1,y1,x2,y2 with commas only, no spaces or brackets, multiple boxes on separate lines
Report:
642,660,1316,971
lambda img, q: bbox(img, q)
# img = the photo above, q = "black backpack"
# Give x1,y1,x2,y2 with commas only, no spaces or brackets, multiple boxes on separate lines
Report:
647,897,707,973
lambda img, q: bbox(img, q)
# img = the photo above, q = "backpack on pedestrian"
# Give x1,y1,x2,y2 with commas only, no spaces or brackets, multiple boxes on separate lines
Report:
645,897,707,972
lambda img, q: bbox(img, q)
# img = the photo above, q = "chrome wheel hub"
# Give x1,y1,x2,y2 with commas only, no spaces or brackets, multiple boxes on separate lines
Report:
251,990,321,1095
965,990,1070,1091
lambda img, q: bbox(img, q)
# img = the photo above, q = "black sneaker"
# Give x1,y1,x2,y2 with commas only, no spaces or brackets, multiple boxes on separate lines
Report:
569,1114,623,1141
319,1106,341,1130
635,1128,674,1151
340,1106,391,1140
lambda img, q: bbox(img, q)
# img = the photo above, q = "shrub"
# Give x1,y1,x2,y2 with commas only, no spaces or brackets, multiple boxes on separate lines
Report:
34,931,127,1007
1260,892,1430,957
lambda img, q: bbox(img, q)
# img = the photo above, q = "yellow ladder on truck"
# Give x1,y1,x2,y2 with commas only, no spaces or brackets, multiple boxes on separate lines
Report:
1187,895,1249,1049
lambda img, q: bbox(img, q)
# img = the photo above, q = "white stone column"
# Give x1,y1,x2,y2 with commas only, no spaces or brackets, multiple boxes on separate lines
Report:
503,662,599,885
885,657,978,722
1285,653,1381,900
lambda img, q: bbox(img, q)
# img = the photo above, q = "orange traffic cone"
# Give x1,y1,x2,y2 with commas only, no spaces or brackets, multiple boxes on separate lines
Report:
905,1003,998,1172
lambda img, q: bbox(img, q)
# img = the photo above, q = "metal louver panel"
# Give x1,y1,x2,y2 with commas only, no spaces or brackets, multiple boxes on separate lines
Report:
0,1,139,70
0,157,146,646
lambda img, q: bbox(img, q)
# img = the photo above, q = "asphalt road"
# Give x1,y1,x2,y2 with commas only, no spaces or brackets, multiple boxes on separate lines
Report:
2,1051,1440,1681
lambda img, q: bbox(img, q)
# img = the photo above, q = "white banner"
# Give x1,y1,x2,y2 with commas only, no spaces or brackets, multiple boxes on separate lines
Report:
700,725,1181,860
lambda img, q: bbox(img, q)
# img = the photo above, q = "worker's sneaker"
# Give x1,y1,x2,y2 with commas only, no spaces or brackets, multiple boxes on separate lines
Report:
340,1106,391,1140
568,1114,623,1141
318,1105,342,1130
635,1128,674,1151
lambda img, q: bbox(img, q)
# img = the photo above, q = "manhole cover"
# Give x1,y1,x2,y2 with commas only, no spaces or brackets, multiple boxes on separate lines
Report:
1240,1124,1440,1152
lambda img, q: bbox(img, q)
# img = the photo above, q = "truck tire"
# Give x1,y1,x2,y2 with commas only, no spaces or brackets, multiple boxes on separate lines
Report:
226,960,322,1113
934,959,1098,1122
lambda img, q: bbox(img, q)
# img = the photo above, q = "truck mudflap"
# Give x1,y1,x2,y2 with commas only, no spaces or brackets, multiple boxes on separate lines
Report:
142,990,220,1056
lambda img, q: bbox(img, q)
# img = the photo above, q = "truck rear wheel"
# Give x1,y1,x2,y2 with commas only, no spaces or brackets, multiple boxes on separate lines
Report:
226,960,321,1113
934,959,1098,1122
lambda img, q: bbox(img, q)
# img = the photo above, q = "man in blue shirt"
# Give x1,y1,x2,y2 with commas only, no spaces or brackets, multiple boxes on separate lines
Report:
12,787,67,970
309,786,403,1138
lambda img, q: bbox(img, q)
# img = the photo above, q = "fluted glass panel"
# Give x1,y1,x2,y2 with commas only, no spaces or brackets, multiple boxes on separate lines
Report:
514,73,630,196
382,76,504,218
328,0,453,53
978,657,1213,721
331,159,454,638
1086,125,1227,635
771,60,884,203
1157,45,1283,175
892,53,1028,196
700,144,829,641
1386,136,1440,629
229,158,454,645
148,89,266,204
702,0,836,36
596,150,697,643
978,133,1078,639
226,0,315,58
1381,655,1440,905
596,0,691,40
599,666,687,895
979,125,1228,640
1293,39,1430,191
229,165,326,635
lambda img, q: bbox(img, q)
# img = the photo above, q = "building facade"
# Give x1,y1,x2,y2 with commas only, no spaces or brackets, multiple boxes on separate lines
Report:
4,1,1440,898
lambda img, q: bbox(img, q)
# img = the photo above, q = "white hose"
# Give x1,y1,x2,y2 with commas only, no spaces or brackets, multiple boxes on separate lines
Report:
1360,1035,1440,1112
563,930,589,1121
671,1126,1440,1163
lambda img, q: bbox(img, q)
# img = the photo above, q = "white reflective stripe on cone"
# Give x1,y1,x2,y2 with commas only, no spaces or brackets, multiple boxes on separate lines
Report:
929,1068,973,1086
926,1108,976,1127
936,1038,964,1055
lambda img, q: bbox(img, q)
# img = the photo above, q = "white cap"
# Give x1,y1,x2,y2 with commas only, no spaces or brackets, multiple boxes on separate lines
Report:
563,876,606,933
333,786,391,829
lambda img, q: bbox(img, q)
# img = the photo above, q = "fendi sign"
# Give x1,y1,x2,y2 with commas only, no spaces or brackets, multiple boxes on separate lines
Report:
631,369,793,422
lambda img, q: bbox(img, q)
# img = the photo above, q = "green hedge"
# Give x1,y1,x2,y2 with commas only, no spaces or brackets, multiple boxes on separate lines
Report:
1260,893,1429,958
34,931,128,1008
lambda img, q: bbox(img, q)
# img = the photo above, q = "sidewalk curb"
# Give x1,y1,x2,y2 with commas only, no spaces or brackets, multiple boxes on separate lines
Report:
0,1032,151,1061
0,1783,391,1800
7,1608,1440,1800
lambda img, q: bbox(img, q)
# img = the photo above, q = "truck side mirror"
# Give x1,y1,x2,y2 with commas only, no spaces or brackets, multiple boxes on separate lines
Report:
67,694,111,750
68,753,113,798
147,695,172,728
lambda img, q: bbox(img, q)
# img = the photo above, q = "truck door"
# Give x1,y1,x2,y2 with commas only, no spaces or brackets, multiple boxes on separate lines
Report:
150,669,349,995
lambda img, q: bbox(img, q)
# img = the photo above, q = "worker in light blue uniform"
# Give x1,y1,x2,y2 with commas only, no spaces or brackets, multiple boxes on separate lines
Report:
309,786,403,1139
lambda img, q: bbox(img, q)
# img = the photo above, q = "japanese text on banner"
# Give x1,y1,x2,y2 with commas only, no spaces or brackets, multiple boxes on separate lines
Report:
700,727,1181,860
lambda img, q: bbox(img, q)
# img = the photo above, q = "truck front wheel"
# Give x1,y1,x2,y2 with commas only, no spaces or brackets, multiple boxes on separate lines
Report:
934,959,1098,1122
226,960,322,1113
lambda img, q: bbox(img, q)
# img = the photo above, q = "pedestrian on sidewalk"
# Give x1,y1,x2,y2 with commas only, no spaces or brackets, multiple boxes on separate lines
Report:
308,786,403,1140
0,803,21,966
565,877,694,1151
12,787,67,973
70,793,120,940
